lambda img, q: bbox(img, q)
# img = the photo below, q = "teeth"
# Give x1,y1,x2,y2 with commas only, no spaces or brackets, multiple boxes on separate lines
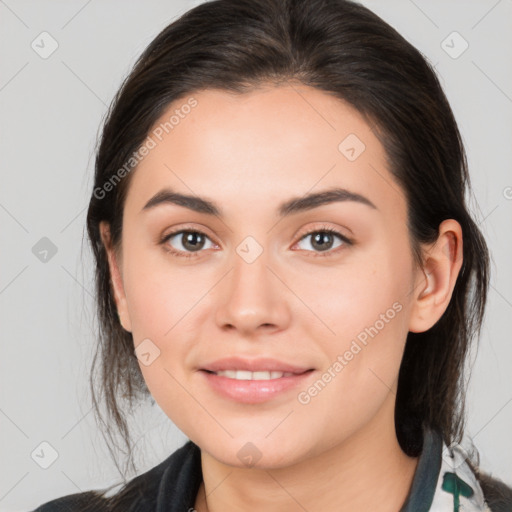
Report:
215,370,294,380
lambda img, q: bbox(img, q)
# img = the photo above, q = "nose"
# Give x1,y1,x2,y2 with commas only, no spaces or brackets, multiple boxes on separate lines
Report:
214,244,292,337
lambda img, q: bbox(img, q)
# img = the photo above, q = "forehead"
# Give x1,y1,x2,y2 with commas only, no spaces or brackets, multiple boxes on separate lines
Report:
124,84,406,222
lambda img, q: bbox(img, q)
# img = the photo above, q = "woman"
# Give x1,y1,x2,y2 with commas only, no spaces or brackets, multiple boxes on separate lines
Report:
34,0,512,510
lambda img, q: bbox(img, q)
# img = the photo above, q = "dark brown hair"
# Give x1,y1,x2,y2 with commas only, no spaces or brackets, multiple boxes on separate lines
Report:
83,0,490,507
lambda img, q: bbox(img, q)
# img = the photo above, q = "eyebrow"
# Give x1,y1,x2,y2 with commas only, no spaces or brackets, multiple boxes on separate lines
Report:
141,186,377,218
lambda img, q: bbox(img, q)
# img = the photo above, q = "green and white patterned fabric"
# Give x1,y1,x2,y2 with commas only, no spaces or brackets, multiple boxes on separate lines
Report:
430,440,491,511
400,426,492,511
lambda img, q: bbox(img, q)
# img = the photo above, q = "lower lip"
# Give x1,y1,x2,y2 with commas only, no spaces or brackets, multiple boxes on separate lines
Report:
200,370,314,404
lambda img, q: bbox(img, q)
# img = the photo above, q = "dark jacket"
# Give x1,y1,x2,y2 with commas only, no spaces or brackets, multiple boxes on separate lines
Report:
32,428,512,512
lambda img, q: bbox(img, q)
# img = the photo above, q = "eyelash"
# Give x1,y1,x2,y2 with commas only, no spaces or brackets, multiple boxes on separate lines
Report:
159,225,353,260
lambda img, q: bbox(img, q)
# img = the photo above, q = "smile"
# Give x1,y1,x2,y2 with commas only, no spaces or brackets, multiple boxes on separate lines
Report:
211,370,296,380
200,368,315,404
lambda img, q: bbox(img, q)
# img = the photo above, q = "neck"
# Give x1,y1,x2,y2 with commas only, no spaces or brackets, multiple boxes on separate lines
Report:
194,394,419,512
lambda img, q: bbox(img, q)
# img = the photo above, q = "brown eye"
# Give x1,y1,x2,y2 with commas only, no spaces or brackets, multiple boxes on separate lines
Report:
161,230,215,258
295,228,352,257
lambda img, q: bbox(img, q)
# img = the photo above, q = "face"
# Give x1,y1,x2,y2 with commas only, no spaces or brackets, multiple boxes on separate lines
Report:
102,83,430,468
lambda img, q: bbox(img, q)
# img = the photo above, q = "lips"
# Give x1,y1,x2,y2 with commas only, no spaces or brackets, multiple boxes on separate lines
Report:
199,357,315,403
201,356,312,375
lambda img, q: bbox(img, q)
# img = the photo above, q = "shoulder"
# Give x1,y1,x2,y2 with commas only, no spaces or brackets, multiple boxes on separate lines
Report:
31,440,199,512
477,471,512,512
31,490,109,512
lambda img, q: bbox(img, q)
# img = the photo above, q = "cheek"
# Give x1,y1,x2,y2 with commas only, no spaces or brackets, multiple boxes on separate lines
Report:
122,242,206,341
296,292,407,445
297,255,408,347
299,250,411,405
123,264,203,433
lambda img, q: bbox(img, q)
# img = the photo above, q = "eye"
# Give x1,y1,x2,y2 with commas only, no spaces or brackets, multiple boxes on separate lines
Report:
160,229,216,259
294,227,353,257
159,225,353,259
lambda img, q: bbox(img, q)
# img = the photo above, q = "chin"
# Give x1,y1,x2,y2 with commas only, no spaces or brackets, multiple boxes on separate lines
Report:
197,433,312,470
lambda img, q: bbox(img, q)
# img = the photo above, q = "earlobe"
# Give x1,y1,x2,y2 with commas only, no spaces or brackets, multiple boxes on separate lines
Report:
408,219,463,333
99,221,133,333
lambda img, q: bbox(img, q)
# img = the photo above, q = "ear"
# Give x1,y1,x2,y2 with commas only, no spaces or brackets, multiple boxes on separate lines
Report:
99,221,132,333
408,219,463,333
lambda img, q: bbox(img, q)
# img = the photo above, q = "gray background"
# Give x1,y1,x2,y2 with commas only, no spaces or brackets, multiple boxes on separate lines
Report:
0,0,510,510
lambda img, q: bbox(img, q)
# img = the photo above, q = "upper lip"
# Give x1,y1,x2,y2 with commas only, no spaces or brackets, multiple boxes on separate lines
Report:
200,357,313,374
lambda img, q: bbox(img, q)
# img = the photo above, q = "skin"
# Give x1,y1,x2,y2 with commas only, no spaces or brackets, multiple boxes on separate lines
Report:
100,83,463,511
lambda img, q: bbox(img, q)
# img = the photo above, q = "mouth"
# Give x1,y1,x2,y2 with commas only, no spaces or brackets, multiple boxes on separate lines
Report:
199,357,315,403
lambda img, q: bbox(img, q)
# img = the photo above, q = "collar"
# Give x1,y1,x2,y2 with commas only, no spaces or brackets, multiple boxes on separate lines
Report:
399,425,490,512
153,427,490,512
